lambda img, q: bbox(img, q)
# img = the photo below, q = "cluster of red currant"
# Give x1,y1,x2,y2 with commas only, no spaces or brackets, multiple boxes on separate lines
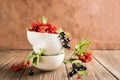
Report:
10,61,30,71
64,38,92,79
29,17,57,34
77,52,92,63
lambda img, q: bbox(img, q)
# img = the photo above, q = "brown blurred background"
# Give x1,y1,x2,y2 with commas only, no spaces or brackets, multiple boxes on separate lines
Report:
0,0,120,50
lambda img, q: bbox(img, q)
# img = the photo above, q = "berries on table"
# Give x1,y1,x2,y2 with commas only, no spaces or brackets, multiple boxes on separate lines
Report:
29,70,34,76
72,63,78,69
10,60,31,71
78,52,92,63
76,75,81,79
68,72,74,77
72,69,77,74
68,63,87,79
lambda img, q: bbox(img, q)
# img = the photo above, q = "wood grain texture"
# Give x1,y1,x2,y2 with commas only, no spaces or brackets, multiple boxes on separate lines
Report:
20,64,68,80
0,50,120,80
65,50,117,80
93,50,120,80
0,50,30,80
0,0,120,49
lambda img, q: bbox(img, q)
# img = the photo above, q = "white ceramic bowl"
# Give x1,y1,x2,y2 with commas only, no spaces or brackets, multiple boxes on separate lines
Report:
30,51,65,70
27,31,62,55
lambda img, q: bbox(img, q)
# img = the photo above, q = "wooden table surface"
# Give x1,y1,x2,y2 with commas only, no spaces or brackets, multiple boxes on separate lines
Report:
0,50,120,80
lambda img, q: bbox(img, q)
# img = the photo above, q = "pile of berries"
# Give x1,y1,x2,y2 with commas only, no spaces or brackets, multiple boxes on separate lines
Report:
77,52,92,63
11,61,30,71
68,63,87,79
59,32,71,49
29,17,58,34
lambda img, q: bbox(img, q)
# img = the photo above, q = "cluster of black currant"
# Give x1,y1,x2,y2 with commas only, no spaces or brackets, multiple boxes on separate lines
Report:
68,63,87,77
59,32,71,49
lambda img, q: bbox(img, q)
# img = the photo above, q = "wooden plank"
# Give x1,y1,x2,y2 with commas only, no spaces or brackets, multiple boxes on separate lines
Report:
0,50,30,80
20,64,68,80
65,50,117,80
93,50,120,80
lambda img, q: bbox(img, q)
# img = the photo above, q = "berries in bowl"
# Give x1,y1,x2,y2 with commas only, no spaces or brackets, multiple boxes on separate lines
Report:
27,16,70,55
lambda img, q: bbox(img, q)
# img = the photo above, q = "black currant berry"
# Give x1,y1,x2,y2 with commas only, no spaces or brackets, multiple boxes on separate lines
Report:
63,44,68,48
66,38,70,42
72,69,77,74
72,63,78,69
67,45,70,49
60,32,65,36
83,66,87,70
60,36,65,39
68,72,73,77
29,70,34,76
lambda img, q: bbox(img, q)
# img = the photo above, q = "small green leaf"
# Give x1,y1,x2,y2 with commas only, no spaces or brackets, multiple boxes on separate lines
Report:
65,32,70,37
36,54,39,65
56,28,63,34
25,55,35,62
40,16,47,24
39,48,45,55
77,70,88,76
33,57,38,65
63,58,69,64
31,51,36,55
72,60,81,64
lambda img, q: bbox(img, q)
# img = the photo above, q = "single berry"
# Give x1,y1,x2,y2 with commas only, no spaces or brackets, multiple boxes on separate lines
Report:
63,44,68,48
29,70,34,76
66,38,71,42
67,45,70,49
72,69,77,74
68,72,73,77
76,75,81,79
72,63,78,69
83,66,87,70
60,35,65,39
60,32,65,36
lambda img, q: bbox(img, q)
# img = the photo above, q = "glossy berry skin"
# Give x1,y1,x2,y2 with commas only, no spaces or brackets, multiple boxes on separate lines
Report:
76,75,81,79
72,69,77,74
72,63,78,69
68,72,73,77
83,66,87,70
78,52,92,63
60,32,65,36
29,70,34,76
66,38,71,42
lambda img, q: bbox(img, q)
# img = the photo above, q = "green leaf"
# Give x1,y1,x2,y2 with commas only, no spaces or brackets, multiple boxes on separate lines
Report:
39,48,45,55
33,57,38,65
77,70,88,76
72,60,81,64
25,55,35,62
74,38,92,54
31,51,36,55
65,32,70,37
36,54,39,65
63,59,69,64
56,28,63,34
40,16,47,24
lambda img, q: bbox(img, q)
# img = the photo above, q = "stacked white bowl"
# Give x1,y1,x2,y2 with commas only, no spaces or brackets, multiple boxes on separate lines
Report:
27,31,65,70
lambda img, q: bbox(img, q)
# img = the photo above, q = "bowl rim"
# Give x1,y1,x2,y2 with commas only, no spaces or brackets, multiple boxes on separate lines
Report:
29,51,65,57
27,30,59,35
